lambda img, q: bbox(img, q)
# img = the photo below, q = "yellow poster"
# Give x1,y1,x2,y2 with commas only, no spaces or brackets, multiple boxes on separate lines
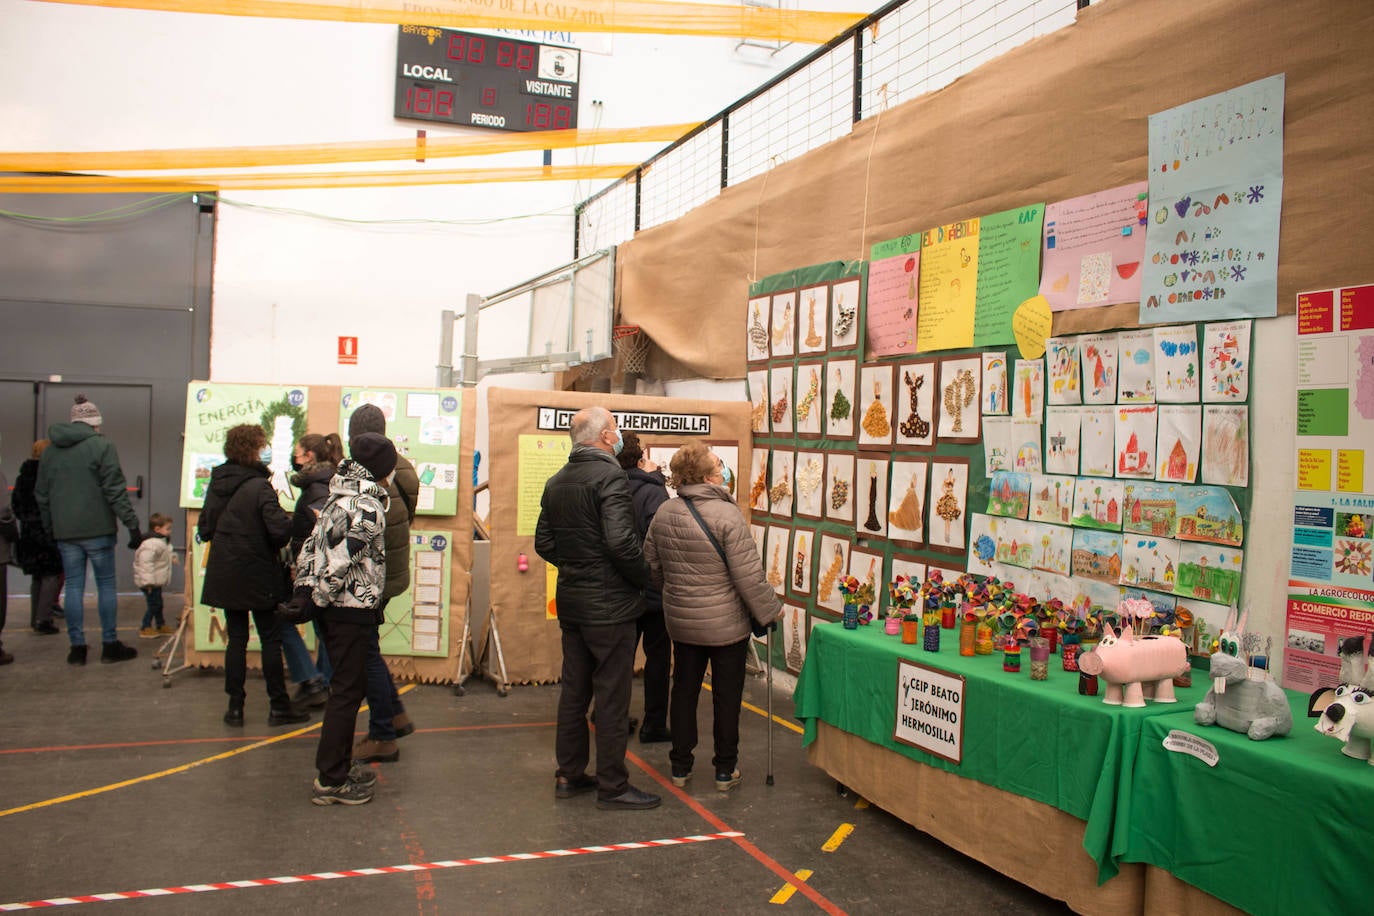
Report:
1297,449,1332,491
1012,295,1054,359
916,219,979,351
517,434,572,536
546,562,559,619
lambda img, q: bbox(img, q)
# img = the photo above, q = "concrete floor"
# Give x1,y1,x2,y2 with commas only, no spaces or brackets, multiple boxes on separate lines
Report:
0,595,1069,914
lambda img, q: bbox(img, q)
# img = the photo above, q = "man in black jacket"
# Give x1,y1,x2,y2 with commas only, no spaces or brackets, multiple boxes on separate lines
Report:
535,407,659,811
617,432,672,744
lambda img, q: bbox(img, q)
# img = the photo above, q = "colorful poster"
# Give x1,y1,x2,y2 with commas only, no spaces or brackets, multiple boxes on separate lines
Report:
866,234,921,357
1123,482,1179,537
1040,182,1149,310
383,530,452,656
1176,544,1243,606
340,388,462,515
973,204,1045,346
1176,485,1244,546
1203,320,1251,402
916,218,979,351
1080,334,1119,405
1071,478,1124,531
1117,329,1156,403
1140,74,1285,323
180,382,308,509
1071,529,1124,584
987,471,1031,519
517,433,572,536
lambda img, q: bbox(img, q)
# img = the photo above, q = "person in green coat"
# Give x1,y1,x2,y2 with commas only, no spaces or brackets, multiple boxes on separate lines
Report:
35,395,143,666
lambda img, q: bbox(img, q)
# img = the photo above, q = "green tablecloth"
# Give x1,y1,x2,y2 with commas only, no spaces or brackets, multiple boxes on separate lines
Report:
792,622,1209,881
1121,692,1371,915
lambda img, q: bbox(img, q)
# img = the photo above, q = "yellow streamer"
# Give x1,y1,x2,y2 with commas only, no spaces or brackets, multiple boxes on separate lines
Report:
34,0,864,43
0,163,638,193
0,124,697,173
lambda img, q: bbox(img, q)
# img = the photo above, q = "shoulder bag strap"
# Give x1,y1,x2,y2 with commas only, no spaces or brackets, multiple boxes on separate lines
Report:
682,498,729,567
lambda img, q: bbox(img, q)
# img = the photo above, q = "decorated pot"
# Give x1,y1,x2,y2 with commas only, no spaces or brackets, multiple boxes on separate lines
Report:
923,623,941,652
843,602,859,630
959,619,976,657
884,616,901,636
1003,638,1022,673
901,614,920,644
975,623,995,656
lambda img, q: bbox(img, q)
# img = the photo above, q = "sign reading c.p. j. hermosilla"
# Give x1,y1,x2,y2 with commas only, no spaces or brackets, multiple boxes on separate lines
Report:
537,407,711,435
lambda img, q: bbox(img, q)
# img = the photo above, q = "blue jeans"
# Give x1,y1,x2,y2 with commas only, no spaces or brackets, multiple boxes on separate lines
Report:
58,535,118,646
365,625,404,740
140,587,164,628
280,621,320,684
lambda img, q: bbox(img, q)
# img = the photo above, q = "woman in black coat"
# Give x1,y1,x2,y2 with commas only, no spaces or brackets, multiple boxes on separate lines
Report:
11,441,64,634
197,424,308,728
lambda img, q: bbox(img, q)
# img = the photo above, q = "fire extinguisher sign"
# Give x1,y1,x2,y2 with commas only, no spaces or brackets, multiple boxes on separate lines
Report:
338,336,359,365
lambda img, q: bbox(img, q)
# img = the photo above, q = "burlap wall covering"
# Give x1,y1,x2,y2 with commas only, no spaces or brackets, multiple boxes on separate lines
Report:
618,0,1374,378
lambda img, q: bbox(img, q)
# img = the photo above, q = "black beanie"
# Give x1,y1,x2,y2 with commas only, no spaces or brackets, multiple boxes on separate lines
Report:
349,404,387,438
350,432,397,481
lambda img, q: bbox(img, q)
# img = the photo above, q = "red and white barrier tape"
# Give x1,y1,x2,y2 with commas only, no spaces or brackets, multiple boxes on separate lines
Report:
0,832,743,910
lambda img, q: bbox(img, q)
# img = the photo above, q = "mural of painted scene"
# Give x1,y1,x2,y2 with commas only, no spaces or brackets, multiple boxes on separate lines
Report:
987,471,1031,519
1175,486,1244,547
1071,529,1124,583
1122,482,1178,537
1070,478,1124,531
1175,544,1243,606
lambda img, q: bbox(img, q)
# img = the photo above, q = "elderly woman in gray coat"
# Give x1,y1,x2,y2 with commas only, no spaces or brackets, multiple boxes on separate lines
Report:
644,442,781,793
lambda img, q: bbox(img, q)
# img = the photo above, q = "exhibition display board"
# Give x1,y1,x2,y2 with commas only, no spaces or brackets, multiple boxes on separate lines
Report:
180,384,476,683
485,387,752,683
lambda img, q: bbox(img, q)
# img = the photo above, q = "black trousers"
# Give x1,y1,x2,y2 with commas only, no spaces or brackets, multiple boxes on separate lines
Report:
224,608,289,710
316,618,370,786
637,610,671,730
31,575,62,627
669,638,749,777
556,620,636,799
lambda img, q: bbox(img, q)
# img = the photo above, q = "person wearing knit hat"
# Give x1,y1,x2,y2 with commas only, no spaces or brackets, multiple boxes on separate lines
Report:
345,404,423,764
348,433,397,482
35,395,143,666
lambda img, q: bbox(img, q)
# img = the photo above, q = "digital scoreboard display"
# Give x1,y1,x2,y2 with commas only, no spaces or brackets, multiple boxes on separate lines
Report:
394,26,580,132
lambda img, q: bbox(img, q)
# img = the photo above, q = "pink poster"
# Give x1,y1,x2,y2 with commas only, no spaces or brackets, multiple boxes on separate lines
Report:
1040,182,1149,311
866,237,921,357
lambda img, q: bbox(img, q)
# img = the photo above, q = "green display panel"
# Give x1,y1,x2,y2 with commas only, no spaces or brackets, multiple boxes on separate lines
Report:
339,388,463,516
180,382,309,510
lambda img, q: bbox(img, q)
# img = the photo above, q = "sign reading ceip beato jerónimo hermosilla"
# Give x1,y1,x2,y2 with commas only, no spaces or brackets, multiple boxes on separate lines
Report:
894,658,966,765
537,407,710,435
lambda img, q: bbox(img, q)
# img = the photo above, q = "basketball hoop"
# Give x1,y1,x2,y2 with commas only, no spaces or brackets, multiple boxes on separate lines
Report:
613,325,650,374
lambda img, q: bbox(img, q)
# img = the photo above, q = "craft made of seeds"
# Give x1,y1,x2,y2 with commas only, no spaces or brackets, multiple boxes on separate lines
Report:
899,370,930,439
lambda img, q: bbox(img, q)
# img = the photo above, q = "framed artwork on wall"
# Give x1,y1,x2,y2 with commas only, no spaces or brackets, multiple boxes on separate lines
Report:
794,360,824,439
825,358,858,441
893,358,938,450
825,452,856,525
857,362,896,450
928,456,970,556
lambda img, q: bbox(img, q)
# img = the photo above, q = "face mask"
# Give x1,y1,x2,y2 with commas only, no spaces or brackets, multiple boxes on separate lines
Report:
259,446,272,465
290,457,304,472
611,429,624,457
721,465,734,490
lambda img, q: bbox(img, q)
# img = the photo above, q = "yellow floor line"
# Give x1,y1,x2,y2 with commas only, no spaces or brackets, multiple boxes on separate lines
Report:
703,682,805,735
0,683,414,819
820,823,854,852
769,868,814,905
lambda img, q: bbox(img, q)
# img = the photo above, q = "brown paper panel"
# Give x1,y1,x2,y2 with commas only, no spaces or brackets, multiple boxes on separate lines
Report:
486,387,752,683
620,0,1374,378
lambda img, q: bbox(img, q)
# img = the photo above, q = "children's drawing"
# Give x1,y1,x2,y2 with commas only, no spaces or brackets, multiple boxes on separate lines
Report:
825,453,855,525
968,513,1003,573
1071,529,1125,584
768,365,794,437
1071,477,1125,531
748,449,769,514
798,285,829,355
929,459,969,555
1202,405,1249,487
857,459,889,540
768,450,794,520
789,529,814,598
815,534,851,613
825,358,857,440
1032,522,1073,576
997,518,1036,569
1122,482,1179,537
1203,320,1250,403
782,603,808,674
937,356,981,442
1155,405,1201,483
1013,358,1045,420
1080,333,1119,405
858,363,896,449
794,361,824,438
1117,328,1156,403
1045,337,1082,406
747,369,769,435
750,523,766,563
1012,419,1042,474
894,359,938,448
1079,405,1116,477
765,524,791,597
1175,543,1243,606
1068,576,1123,618
1175,485,1243,547
746,295,770,362
1154,324,1200,403
1028,474,1075,525
983,416,1012,475
1044,407,1081,475
1121,535,1181,593
987,471,1031,519
793,451,826,521
1115,405,1158,478
982,352,1009,415
770,290,796,358
829,277,861,351
887,459,928,547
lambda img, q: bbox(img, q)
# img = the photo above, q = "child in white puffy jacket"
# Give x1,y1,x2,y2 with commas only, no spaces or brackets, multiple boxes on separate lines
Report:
134,513,178,637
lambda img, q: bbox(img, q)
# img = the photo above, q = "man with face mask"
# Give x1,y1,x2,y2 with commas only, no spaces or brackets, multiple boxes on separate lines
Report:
536,406,658,810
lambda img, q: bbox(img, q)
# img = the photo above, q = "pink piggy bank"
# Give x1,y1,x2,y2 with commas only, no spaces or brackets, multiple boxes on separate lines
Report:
1077,623,1188,707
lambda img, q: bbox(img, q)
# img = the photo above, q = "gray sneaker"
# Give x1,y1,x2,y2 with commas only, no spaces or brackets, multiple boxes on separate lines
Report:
312,777,374,806
715,769,742,793
348,763,378,789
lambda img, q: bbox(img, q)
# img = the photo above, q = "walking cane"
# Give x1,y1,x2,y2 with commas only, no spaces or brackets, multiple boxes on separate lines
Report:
766,627,775,786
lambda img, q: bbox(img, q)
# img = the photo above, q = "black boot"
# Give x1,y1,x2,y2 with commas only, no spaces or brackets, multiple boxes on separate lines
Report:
67,645,88,666
100,641,138,664
224,701,245,727
269,705,311,726
292,675,329,708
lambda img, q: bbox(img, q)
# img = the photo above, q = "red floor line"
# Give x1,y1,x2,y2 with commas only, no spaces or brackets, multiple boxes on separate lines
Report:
0,722,558,756
624,748,849,916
